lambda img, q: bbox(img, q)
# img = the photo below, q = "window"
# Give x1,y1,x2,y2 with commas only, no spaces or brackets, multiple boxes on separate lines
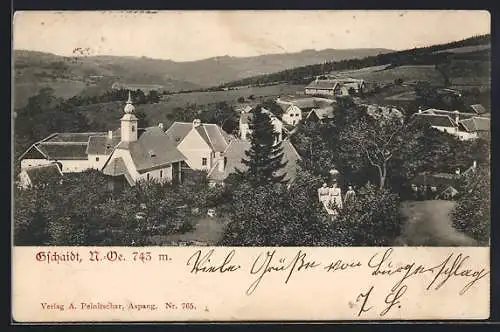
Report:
146,173,150,181
202,158,207,166
96,157,99,162
160,170,163,178
132,125,136,132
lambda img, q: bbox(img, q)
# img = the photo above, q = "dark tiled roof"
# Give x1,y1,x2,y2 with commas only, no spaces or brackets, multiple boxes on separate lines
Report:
164,122,193,144
36,142,89,160
86,136,121,155
459,117,490,132
44,132,106,143
306,80,338,90
203,124,229,152
470,104,487,114
125,126,187,172
24,163,62,185
413,114,457,128
208,139,300,182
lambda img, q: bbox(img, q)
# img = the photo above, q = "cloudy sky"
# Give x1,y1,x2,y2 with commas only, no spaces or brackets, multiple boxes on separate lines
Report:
13,10,490,62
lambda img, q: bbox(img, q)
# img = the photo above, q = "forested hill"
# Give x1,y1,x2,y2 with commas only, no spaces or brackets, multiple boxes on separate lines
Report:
221,34,491,87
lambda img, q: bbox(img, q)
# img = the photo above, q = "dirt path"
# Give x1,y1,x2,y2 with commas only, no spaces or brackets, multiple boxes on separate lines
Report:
396,200,477,246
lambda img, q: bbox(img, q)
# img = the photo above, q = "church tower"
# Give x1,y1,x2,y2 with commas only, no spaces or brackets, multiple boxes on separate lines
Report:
121,91,138,142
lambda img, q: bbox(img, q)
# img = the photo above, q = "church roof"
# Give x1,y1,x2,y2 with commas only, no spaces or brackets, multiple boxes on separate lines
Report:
86,136,121,155
116,126,187,173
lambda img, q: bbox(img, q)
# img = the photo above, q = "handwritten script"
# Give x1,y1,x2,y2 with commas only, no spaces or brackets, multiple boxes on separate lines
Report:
185,247,489,316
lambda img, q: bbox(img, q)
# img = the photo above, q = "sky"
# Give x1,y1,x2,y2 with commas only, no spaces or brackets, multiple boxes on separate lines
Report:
13,10,490,62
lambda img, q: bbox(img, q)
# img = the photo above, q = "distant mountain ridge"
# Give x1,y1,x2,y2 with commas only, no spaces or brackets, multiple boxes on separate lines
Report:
14,47,393,87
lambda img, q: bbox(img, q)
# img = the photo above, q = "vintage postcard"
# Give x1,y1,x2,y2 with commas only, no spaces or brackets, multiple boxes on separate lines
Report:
11,10,491,322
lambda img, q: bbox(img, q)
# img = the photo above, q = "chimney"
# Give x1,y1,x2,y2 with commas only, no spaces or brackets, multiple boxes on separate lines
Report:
158,123,164,130
473,160,477,169
108,130,113,139
418,107,422,113
193,119,201,128
454,110,460,125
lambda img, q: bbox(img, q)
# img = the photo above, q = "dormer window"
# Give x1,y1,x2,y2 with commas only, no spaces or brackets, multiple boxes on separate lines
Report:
149,150,156,158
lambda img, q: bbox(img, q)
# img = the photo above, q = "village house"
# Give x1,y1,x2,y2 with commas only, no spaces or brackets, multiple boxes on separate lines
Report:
410,161,477,200
304,77,365,97
112,82,165,93
18,163,63,190
238,106,283,143
164,118,232,172
276,96,336,126
412,108,490,141
18,130,119,173
207,139,301,186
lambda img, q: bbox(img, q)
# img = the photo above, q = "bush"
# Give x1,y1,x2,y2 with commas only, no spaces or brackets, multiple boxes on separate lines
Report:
332,183,406,246
451,167,490,245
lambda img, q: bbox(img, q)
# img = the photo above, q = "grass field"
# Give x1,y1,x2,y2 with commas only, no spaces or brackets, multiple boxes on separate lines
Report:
14,80,88,109
358,65,445,85
434,44,491,54
79,84,306,130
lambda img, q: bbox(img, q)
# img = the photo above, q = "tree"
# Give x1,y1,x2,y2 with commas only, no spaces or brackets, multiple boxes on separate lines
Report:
415,81,439,108
261,99,284,118
134,89,147,104
338,114,406,190
237,96,245,103
451,166,490,245
333,183,406,246
220,169,332,246
236,106,288,186
147,90,161,103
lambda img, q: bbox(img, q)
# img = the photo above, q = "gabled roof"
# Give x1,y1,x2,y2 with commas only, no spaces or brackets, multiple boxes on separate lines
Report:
469,104,487,114
18,131,110,161
306,79,339,90
102,157,135,185
86,136,122,155
23,163,63,185
307,106,335,120
208,139,301,183
459,117,490,132
413,113,457,128
36,142,89,160
124,126,187,173
421,109,476,119
164,121,230,153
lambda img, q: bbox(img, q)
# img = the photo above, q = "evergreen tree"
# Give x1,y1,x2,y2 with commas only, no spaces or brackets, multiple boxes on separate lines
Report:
236,106,288,186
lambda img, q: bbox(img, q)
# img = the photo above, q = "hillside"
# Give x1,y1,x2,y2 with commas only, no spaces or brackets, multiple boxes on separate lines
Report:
13,47,392,108
222,34,491,87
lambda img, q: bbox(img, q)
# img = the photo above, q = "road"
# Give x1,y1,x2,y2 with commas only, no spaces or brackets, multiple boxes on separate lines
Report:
396,200,477,246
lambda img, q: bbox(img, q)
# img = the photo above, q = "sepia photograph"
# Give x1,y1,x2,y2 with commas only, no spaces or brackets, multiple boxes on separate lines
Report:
12,10,491,248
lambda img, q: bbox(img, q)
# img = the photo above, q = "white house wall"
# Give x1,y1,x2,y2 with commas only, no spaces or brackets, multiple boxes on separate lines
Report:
282,105,302,126
110,148,174,184
177,128,213,171
88,154,110,170
57,159,92,173
20,158,52,171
